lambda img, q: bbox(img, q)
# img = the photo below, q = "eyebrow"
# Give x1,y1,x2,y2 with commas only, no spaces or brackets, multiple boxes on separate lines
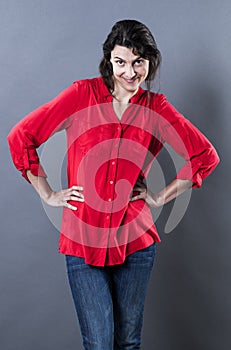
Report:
113,56,142,62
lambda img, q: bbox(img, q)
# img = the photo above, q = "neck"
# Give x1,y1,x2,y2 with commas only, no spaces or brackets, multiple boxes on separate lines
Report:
112,85,139,104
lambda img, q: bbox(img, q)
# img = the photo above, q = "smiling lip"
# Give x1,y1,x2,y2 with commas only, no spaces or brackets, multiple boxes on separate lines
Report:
123,77,137,83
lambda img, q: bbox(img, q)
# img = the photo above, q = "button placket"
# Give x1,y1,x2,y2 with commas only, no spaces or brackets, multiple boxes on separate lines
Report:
105,125,122,224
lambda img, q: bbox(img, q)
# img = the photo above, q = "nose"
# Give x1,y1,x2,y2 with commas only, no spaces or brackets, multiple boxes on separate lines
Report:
124,64,136,78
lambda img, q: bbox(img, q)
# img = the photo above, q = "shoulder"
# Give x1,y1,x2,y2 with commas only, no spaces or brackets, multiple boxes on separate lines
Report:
149,92,183,119
72,77,105,92
148,91,167,111
72,77,109,103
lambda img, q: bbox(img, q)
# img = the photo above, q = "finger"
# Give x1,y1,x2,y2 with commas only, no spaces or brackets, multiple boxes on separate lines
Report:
69,195,84,202
71,185,84,191
63,194,84,202
72,190,84,199
64,189,84,201
67,187,84,200
64,201,78,211
130,194,145,201
133,186,146,192
132,189,146,197
64,191,84,200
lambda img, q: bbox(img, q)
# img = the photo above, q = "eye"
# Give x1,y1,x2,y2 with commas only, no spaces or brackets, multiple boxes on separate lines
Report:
134,59,144,66
115,60,125,66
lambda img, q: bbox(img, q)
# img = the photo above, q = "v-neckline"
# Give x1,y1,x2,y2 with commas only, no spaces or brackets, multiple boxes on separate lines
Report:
112,99,130,123
101,80,145,124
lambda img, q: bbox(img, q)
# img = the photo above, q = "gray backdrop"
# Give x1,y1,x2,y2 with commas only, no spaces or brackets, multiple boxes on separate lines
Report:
1,0,230,349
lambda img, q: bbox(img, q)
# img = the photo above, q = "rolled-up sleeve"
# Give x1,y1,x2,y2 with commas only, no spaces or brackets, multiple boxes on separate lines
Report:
7,83,79,183
156,94,220,188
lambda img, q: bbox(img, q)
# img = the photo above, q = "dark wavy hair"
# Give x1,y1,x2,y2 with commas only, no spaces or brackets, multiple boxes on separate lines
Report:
99,19,162,94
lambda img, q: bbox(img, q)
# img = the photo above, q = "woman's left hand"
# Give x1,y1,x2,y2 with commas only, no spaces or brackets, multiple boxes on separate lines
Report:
130,178,193,208
130,180,162,208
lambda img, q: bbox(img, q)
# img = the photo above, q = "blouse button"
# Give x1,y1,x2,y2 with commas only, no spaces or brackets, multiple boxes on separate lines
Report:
108,198,112,202
112,161,116,165
109,180,114,184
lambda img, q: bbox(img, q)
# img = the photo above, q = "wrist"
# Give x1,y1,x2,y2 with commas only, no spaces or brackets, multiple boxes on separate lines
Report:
153,192,165,207
41,190,54,203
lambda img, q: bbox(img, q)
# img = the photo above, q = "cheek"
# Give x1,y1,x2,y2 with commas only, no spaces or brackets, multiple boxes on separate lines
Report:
111,65,121,77
138,67,149,78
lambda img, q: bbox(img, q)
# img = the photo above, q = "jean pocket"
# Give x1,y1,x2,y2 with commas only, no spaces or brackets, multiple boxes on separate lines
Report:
126,243,156,264
66,255,86,271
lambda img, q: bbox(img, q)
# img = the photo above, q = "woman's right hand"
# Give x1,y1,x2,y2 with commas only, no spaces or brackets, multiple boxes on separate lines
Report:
26,170,84,211
45,186,84,211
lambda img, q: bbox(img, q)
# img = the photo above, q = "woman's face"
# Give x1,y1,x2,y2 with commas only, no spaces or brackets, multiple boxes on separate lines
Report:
110,45,149,95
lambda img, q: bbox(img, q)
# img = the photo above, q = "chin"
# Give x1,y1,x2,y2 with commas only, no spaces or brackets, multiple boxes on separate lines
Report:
123,81,140,90
127,86,139,92
116,78,142,92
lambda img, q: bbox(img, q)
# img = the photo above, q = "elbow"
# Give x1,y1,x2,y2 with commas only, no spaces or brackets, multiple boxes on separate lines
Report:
209,146,220,168
7,125,20,151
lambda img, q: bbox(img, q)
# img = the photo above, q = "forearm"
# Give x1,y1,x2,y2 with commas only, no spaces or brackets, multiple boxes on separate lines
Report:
155,179,193,206
131,178,193,207
26,170,53,202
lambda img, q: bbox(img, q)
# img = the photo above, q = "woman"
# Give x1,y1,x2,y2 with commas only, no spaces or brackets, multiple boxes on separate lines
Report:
7,20,219,349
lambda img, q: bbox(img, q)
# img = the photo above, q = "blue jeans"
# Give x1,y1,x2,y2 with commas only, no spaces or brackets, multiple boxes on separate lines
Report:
66,243,156,350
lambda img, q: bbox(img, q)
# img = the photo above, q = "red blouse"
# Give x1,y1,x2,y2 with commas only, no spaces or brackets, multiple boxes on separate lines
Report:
7,77,220,266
